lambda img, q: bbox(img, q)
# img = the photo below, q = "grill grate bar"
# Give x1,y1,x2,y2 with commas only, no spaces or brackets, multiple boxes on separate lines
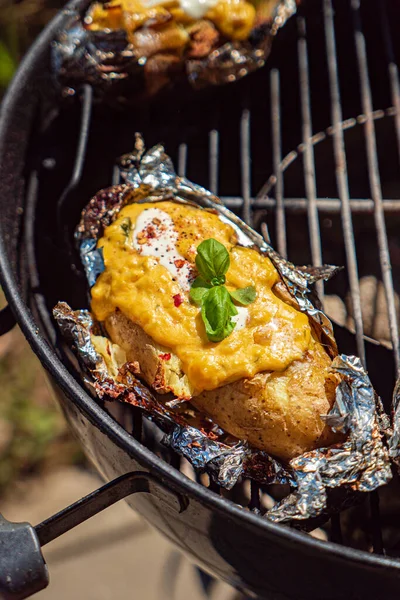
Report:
381,0,400,165
323,0,366,366
261,221,271,244
112,165,120,185
222,196,400,211
209,129,219,194
178,142,188,177
352,0,400,373
298,16,324,299
271,69,287,258
370,489,384,554
248,481,261,512
240,107,252,226
57,84,93,240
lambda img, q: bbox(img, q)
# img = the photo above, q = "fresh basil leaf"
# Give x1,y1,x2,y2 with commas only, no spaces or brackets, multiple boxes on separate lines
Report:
189,277,211,305
195,239,230,283
201,285,238,342
211,275,225,286
229,286,256,305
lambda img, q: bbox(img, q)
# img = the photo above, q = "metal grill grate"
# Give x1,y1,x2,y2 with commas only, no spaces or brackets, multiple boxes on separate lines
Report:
27,0,400,557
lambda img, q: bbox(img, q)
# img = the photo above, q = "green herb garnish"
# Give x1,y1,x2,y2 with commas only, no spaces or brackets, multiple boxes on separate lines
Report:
190,238,256,342
201,285,237,342
195,237,230,285
189,276,211,305
120,217,132,239
229,286,257,305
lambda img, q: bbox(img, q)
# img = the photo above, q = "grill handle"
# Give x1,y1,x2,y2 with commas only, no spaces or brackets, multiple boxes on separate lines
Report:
0,516,48,600
0,470,187,599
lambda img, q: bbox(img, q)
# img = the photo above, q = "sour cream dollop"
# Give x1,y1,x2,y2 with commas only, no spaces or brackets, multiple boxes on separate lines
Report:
132,207,194,291
232,306,249,331
179,0,219,19
142,0,219,19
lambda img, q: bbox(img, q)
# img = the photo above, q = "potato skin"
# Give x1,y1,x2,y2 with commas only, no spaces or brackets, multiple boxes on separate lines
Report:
191,338,341,460
105,309,341,461
105,310,194,399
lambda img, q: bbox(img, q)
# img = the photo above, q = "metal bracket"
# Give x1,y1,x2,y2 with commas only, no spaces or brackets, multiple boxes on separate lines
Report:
0,471,187,599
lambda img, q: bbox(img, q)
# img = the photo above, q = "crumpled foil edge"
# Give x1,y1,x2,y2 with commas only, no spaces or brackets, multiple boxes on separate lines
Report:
388,378,400,469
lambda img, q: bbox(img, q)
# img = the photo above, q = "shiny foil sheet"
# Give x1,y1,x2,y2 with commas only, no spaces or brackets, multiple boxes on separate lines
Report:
55,135,392,521
52,0,297,101
388,379,400,467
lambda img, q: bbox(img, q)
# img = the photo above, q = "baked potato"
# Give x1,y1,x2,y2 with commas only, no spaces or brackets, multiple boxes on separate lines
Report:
53,0,298,100
89,199,341,461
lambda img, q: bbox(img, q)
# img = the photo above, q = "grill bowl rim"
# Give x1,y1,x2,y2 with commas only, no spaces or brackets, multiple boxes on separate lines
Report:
0,0,400,571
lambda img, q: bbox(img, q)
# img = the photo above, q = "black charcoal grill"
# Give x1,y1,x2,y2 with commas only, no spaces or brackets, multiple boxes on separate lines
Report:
1,0,400,598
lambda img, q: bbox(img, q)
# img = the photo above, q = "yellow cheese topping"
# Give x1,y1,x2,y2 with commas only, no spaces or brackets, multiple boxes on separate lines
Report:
91,201,312,393
87,0,256,42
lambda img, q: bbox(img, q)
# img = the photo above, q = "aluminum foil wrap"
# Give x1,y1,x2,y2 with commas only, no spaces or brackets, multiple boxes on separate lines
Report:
80,239,105,287
55,134,392,521
52,0,297,101
388,378,400,467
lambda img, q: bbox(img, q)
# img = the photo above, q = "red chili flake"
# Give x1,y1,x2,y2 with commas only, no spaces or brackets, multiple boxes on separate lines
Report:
145,225,157,239
173,294,183,307
174,259,186,269
159,353,171,361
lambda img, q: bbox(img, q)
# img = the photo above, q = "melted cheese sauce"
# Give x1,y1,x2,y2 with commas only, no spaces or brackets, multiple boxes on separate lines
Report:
91,201,312,393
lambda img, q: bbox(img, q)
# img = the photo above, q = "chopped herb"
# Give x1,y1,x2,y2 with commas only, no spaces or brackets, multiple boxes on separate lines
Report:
120,217,132,240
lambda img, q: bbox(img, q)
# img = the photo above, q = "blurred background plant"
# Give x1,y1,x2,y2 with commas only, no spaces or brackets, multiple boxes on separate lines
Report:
0,0,84,495
0,0,63,94
0,290,84,497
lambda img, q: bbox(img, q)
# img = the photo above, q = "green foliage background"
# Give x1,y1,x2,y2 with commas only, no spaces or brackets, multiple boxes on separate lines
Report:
0,2,83,494
0,0,62,93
